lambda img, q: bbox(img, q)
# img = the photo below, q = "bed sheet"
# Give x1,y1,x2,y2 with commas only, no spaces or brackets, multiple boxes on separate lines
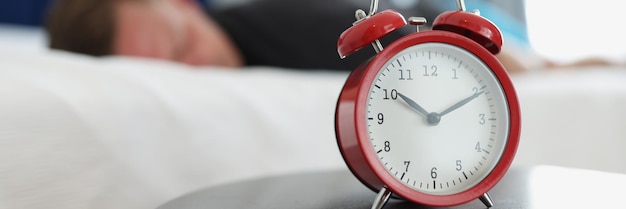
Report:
2,24,626,209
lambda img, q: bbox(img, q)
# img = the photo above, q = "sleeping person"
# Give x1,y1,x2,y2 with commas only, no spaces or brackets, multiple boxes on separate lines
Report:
44,0,541,72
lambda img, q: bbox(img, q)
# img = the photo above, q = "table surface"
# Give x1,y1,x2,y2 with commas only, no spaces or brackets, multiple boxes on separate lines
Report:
157,166,626,209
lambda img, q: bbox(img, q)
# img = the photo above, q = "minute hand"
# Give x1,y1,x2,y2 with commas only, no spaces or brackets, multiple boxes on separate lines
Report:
440,91,485,116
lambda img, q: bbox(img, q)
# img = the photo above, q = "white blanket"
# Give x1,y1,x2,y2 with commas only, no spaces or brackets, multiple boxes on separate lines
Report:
2,28,626,209
0,50,349,209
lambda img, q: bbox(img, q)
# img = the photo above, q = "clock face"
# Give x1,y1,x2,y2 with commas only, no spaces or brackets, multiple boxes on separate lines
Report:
365,42,510,195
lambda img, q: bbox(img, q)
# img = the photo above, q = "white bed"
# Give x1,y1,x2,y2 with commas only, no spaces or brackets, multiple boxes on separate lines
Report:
1,24,626,209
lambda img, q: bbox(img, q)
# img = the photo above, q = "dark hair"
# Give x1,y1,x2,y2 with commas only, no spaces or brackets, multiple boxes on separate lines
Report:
45,0,116,56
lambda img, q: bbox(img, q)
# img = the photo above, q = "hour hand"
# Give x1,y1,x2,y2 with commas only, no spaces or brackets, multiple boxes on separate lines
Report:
398,92,429,117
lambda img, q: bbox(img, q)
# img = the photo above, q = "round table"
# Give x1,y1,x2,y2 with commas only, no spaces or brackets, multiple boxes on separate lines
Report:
157,166,626,209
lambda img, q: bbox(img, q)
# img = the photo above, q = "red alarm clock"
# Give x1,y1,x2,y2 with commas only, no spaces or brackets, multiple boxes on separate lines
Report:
334,0,521,208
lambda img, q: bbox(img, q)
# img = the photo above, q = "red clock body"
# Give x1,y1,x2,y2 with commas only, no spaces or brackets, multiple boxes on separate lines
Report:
335,10,521,207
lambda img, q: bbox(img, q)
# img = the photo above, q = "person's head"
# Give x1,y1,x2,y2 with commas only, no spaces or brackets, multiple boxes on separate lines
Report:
46,0,242,67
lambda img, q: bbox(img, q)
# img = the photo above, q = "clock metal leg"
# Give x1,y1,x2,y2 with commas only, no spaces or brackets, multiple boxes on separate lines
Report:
371,187,392,209
479,192,494,208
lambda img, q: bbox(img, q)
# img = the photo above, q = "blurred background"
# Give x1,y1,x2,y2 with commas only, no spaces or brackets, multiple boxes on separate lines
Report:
525,0,626,63
2,1,626,208
1,0,624,64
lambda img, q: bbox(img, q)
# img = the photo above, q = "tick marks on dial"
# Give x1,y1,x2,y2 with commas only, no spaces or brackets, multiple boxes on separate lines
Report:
463,172,468,179
374,84,381,89
400,172,406,180
377,149,383,153
482,149,490,154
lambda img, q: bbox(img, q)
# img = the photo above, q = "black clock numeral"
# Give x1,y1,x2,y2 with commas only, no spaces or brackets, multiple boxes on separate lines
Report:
384,141,391,152
423,65,438,77
398,69,413,80
430,167,438,179
377,113,384,124
383,89,398,100
404,161,411,172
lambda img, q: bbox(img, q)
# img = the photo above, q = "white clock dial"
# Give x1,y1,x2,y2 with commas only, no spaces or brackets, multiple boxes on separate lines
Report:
366,42,510,195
